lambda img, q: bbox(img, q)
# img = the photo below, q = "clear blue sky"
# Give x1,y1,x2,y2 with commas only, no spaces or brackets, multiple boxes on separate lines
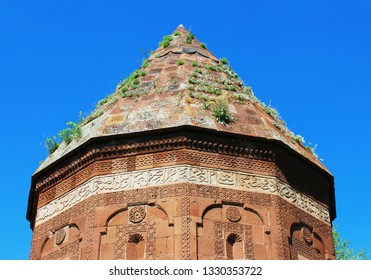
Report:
1,0,370,259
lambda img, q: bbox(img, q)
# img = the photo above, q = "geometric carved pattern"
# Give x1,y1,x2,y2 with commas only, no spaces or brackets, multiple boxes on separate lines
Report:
85,197,98,260
36,165,330,225
181,196,191,260
106,114,127,125
226,207,241,222
129,206,146,223
214,222,254,260
274,197,289,260
114,222,156,260
41,239,80,260
290,238,322,260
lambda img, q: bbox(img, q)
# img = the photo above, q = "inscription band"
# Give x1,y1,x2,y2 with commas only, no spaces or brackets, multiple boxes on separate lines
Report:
36,164,330,225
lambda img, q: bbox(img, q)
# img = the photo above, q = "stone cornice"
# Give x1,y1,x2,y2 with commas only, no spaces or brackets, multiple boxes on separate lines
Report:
37,149,283,208
34,130,276,194
28,127,335,228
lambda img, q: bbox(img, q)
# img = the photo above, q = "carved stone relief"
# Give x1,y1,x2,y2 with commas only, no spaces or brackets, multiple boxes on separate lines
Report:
214,222,254,260
302,227,313,245
129,206,146,223
226,207,241,222
36,164,330,225
114,222,156,260
55,227,66,245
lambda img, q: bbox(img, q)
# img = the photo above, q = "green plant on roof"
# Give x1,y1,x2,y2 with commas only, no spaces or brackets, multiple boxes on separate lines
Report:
273,121,287,132
205,64,217,71
97,97,109,107
306,143,318,157
117,70,146,92
211,87,220,95
132,70,146,78
188,77,199,85
185,31,194,44
293,134,305,144
199,42,207,49
193,68,203,74
177,93,183,106
159,35,173,48
263,104,280,120
191,61,198,67
45,136,60,154
120,87,128,96
141,59,149,69
220,57,229,65
173,31,181,36
213,98,234,125
58,121,82,145
176,60,184,66
203,101,211,110
82,110,104,125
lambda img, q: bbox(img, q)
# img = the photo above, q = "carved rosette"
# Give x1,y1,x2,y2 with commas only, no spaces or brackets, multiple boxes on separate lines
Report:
226,206,241,222
55,228,66,246
302,227,313,244
129,206,146,223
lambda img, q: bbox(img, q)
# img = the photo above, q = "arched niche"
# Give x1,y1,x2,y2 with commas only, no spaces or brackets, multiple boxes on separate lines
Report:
100,208,129,260
289,222,325,260
40,224,81,260
226,233,244,260
99,203,173,260
197,203,257,260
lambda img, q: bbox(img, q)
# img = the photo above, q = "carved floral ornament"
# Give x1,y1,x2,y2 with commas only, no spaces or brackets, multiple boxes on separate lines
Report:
35,164,330,225
226,207,241,222
129,206,146,223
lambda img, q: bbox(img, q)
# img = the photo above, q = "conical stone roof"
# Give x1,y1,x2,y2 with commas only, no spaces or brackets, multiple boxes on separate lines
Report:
37,25,330,175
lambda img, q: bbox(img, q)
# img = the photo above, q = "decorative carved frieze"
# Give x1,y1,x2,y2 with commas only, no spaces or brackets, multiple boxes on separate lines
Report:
35,165,330,226
35,134,276,194
38,150,282,207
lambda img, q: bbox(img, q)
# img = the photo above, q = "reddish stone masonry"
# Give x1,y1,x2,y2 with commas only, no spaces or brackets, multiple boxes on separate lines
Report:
27,25,336,260
30,183,334,260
